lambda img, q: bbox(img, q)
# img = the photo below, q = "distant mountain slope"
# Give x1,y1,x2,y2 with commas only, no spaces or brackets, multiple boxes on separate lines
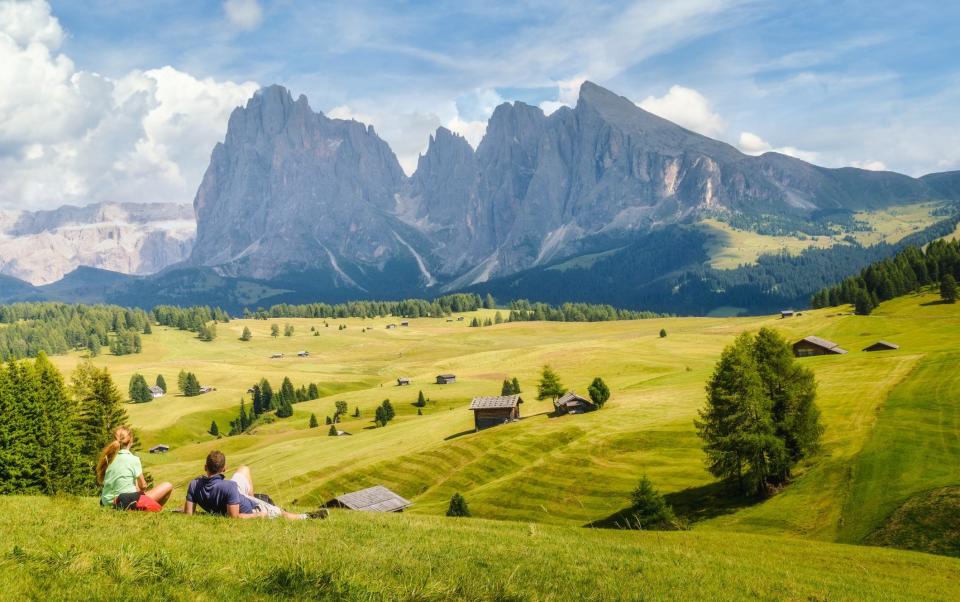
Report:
0,202,194,285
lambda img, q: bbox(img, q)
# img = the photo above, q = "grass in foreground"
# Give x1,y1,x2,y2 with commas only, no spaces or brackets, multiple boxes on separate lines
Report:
2,496,959,601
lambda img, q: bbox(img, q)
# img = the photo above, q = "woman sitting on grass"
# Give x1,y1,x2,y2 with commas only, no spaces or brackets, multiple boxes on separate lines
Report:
97,426,173,512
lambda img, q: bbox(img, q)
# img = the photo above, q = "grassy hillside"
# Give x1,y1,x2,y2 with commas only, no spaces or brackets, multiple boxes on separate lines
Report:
42,290,960,551
2,496,959,601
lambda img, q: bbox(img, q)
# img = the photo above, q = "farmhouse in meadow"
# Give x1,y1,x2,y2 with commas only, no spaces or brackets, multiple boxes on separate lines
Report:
553,391,596,415
469,394,523,431
386,324,397,329
792,336,848,357
397,377,411,386
326,485,411,512
148,386,165,399
297,350,310,357
780,310,795,318
864,340,900,352
149,444,169,454
401,321,409,327
271,353,283,359
436,374,456,384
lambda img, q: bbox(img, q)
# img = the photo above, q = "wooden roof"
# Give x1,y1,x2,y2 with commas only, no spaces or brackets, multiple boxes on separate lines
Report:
327,485,411,512
437,373,456,379
554,391,592,407
796,336,848,354
865,340,899,350
469,394,522,410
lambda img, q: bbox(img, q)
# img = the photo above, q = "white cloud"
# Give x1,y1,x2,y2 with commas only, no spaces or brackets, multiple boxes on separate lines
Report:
0,1,258,210
639,85,725,137
736,131,819,163
848,160,887,171
223,0,263,31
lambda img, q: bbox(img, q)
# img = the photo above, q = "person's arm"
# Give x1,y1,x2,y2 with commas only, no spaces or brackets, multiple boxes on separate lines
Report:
227,503,265,519
183,500,195,515
136,474,148,492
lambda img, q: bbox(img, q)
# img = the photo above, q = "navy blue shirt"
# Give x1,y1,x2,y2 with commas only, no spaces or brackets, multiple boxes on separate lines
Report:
186,474,257,515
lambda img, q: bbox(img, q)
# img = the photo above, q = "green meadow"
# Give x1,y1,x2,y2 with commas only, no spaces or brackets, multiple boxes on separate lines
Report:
3,288,956,598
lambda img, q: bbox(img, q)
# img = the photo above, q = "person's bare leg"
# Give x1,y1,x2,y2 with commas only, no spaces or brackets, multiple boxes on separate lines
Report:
281,511,306,520
234,465,254,493
144,481,173,506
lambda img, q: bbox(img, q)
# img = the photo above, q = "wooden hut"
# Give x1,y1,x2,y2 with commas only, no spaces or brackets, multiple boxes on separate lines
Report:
469,394,522,431
397,377,411,386
400,321,410,327
780,310,795,318
326,485,411,512
148,386,165,399
436,374,456,385
553,391,596,415
297,350,310,357
792,336,848,357
149,444,169,454
864,340,899,352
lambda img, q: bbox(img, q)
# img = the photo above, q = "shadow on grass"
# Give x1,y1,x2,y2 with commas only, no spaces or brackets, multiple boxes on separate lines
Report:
584,480,761,530
444,429,475,441
920,299,954,306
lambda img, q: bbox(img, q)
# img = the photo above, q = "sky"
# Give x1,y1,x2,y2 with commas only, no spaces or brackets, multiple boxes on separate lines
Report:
1,0,959,211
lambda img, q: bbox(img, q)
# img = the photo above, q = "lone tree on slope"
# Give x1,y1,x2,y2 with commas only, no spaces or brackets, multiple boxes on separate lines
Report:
446,493,471,517
537,365,564,401
588,377,610,409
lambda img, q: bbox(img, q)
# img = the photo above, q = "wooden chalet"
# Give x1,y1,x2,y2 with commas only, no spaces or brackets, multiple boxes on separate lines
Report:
793,336,848,357
270,353,284,359
780,310,795,318
326,485,411,512
436,374,456,385
386,324,397,329
297,350,310,357
148,386,165,399
553,391,596,415
864,340,900,352
397,377,411,386
469,394,522,431
401,321,410,327
149,444,169,454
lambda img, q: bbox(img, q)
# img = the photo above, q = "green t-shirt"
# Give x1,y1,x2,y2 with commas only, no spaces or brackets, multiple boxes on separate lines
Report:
100,449,142,506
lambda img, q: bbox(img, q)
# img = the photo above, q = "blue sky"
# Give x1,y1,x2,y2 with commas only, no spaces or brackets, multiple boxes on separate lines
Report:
1,0,958,210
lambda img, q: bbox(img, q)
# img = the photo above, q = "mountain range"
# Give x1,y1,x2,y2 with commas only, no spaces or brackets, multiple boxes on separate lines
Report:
1,81,958,313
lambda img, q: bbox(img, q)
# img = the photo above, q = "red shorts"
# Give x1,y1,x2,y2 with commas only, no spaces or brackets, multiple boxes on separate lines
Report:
114,492,163,512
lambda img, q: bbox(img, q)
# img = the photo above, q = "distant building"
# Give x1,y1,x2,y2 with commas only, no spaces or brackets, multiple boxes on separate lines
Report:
400,321,409,327
326,485,411,512
386,324,397,329
864,340,899,352
553,391,596,415
469,394,523,431
199,386,215,394
270,353,284,359
456,316,464,321
792,336,848,357
297,350,310,357
397,377,411,386
436,374,456,385
149,444,169,454
780,310,795,319
335,430,352,436
148,386,165,399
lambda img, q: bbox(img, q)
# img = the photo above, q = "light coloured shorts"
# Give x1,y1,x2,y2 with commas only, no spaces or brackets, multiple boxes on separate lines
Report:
230,470,283,518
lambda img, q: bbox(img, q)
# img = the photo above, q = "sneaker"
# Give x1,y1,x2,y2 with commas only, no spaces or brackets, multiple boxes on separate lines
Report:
306,508,329,519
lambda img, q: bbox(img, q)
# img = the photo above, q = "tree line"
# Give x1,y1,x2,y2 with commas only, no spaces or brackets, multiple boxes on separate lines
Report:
0,355,130,495
0,302,152,361
228,376,322,434
810,238,960,314
152,305,229,340
242,293,487,320
507,301,665,322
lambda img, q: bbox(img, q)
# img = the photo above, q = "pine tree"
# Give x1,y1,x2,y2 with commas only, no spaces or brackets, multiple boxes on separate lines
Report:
177,369,188,395
500,379,512,396
353,406,360,418
325,415,332,425
854,289,873,315
209,420,220,437
86,335,100,357
630,476,676,529
511,377,521,394
251,384,263,416
240,326,252,341
659,329,667,338
483,293,495,309
259,379,274,411
309,414,319,428
0,360,46,494
446,493,471,517
238,400,249,431
155,374,167,394
328,424,338,436
941,274,958,303
417,407,422,416
275,396,293,418
494,311,504,324
284,324,294,337
184,373,201,397
382,399,395,421
128,373,153,403
271,324,280,338
280,377,295,405
34,353,85,493
374,405,386,426
587,377,610,409
73,362,129,484
307,383,319,399
537,365,564,401
143,321,152,335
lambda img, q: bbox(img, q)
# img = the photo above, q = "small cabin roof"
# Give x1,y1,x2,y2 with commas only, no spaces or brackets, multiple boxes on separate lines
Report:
554,391,592,407
866,340,899,350
327,485,411,512
469,394,522,410
437,373,456,379
149,444,169,452
796,336,848,354
148,386,164,395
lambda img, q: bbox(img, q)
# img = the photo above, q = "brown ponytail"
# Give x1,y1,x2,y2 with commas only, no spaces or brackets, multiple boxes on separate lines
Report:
95,426,133,484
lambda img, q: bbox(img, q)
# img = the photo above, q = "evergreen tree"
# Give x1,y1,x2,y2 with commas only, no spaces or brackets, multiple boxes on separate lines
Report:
511,377,521,394
854,289,873,315
325,415,332,425
587,377,611,409
307,383,319,399
500,379,513,396
328,424,338,436
34,353,85,493
259,379,274,411
280,377,295,405
659,329,667,338
417,407,422,416
177,369,188,395
209,420,220,437
309,414,319,428
73,362,129,484
240,326,252,341
694,333,789,496
416,390,427,407
335,400,348,416
483,293,496,309
155,374,167,394
284,324,294,337
630,476,676,529
0,360,46,494
270,324,280,337
239,400,249,431
353,406,360,418
198,322,217,342
446,493,471,517
86,335,100,358
374,405,386,426
275,396,293,418
494,311,504,324
143,321,152,335
537,365,564,401
183,372,201,397
941,274,958,303
382,399,395,421
128,373,153,403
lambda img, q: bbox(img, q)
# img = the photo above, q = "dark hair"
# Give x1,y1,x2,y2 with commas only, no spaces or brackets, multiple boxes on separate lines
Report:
205,450,226,474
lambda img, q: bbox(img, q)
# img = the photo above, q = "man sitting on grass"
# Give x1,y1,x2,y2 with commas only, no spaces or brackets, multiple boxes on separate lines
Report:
183,450,325,520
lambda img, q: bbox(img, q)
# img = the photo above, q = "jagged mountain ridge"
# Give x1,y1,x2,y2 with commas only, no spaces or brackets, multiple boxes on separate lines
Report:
188,81,952,293
0,202,195,285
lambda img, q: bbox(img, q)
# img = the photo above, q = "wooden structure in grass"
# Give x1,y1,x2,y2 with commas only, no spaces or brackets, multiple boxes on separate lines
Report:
864,340,899,352
436,374,456,384
326,485,411,512
469,394,522,431
553,391,596,415
793,336,848,357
